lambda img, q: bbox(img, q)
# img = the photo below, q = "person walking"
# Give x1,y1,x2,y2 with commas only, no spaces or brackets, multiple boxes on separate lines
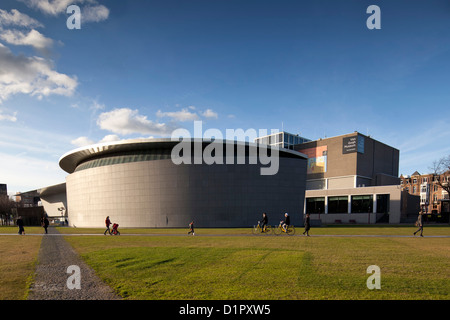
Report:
188,221,195,236
303,213,311,236
413,212,424,237
260,213,268,232
104,216,111,235
16,216,25,235
41,216,49,234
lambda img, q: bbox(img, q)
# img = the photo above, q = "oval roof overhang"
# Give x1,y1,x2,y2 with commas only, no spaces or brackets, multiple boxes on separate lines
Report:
59,138,307,174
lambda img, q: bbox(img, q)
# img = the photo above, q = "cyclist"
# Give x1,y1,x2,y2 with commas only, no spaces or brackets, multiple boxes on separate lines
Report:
281,213,290,232
260,213,268,232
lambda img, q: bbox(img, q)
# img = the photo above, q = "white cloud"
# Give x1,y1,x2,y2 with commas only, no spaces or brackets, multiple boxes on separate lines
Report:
99,134,120,143
202,108,218,119
89,100,106,111
82,5,109,23
0,9,43,28
70,136,95,147
0,108,17,122
156,108,200,122
20,0,82,16
20,0,109,22
157,106,219,121
0,43,78,103
97,108,177,136
0,29,53,51
70,134,121,148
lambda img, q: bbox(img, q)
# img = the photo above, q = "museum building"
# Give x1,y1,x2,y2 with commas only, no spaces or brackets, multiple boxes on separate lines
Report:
56,138,308,228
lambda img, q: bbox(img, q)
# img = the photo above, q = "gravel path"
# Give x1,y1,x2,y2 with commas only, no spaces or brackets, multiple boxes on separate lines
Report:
27,227,120,300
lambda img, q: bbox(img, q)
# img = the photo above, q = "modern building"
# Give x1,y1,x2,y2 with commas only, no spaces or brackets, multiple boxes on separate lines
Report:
296,132,406,224
38,183,68,224
296,131,400,190
15,189,41,207
254,131,311,150
58,138,308,228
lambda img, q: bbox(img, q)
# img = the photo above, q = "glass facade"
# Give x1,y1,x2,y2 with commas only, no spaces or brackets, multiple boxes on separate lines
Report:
306,197,325,214
305,194,389,215
351,195,373,213
328,196,348,214
376,194,390,214
255,132,311,150
74,149,172,172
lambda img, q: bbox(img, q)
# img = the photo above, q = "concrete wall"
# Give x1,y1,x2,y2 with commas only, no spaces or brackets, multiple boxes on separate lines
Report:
305,185,402,224
66,156,307,228
297,132,399,189
40,193,67,218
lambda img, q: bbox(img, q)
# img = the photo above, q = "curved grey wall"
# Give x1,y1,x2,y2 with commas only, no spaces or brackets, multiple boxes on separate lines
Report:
64,141,307,228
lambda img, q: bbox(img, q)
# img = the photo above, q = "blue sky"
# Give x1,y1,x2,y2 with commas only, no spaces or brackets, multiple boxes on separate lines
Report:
1,0,450,194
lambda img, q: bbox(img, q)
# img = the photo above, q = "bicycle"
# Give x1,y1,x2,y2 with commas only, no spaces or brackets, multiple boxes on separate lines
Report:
252,221,273,235
274,223,295,236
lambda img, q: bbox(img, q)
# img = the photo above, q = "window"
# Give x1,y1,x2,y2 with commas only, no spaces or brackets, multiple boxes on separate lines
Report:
376,194,390,214
306,197,325,214
328,196,348,214
351,195,373,213
422,177,428,183
420,196,427,204
413,186,417,193
74,149,172,172
413,179,417,184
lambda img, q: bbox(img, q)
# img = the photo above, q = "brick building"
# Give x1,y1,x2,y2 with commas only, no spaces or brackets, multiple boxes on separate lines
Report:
400,171,450,217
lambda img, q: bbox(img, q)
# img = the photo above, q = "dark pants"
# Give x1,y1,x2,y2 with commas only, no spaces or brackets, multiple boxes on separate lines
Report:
44,226,48,234
18,226,24,235
303,225,310,235
414,225,423,236
104,226,111,235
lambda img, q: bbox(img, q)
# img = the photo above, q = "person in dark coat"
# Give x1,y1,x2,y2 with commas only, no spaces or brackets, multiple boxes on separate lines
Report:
104,216,111,235
41,216,49,234
17,216,25,235
260,213,268,232
303,213,311,236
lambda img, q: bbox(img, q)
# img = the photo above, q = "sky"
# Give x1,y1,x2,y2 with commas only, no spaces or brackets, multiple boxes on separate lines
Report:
1,0,450,195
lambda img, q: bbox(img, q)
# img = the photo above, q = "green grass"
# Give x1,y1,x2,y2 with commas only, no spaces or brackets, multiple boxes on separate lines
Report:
0,227,42,300
1,226,449,300
61,227,450,300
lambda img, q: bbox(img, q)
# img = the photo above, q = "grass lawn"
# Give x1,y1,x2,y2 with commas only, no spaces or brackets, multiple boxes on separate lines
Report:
61,226,450,300
0,227,42,300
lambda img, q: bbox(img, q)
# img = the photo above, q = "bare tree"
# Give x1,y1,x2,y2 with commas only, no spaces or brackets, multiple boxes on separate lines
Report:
430,155,450,200
0,195,16,226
